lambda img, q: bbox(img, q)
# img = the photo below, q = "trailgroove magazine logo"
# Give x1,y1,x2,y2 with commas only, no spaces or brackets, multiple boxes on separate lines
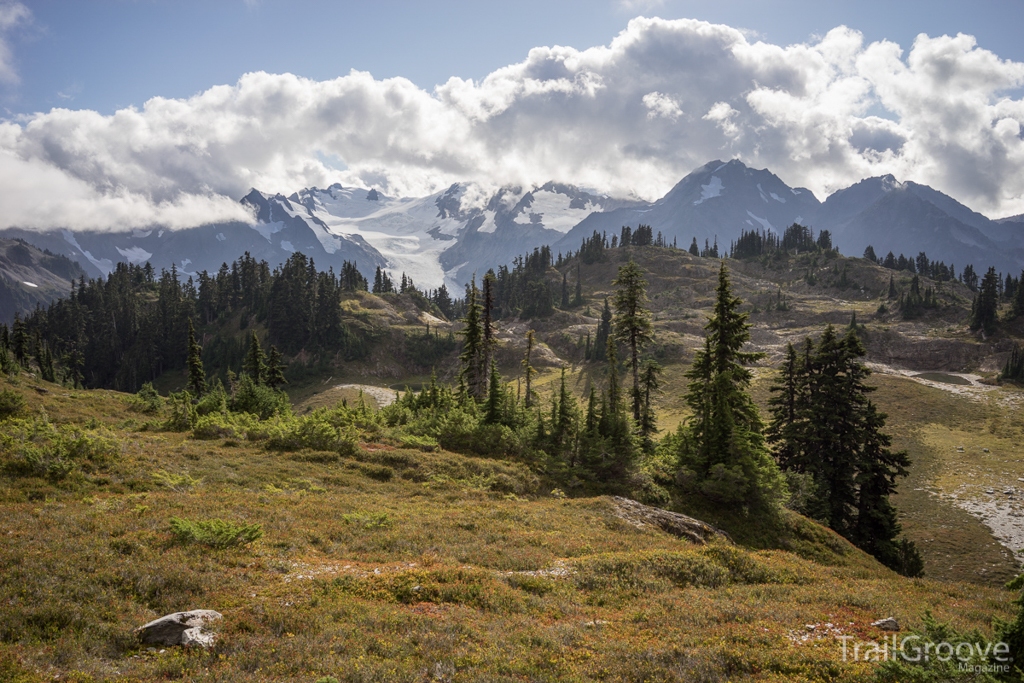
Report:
839,634,1012,673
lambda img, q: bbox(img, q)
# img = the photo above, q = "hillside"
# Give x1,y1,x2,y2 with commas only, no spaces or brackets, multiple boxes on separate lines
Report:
5,242,1024,680
0,372,1015,682
0,239,85,324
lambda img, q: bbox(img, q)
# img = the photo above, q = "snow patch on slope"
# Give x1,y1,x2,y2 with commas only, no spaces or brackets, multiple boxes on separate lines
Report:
116,246,153,264
746,211,775,233
694,176,724,205
515,190,594,233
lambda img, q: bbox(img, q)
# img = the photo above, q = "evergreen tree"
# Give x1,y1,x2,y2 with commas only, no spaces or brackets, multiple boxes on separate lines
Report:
573,264,583,307
638,359,662,445
689,237,699,256
863,245,877,262
679,262,784,509
560,272,570,308
11,313,27,365
265,345,287,389
522,330,536,409
483,361,504,425
612,260,654,422
186,318,207,396
242,331,267,384
767,325,922,574
593,298,612,362
459,277,486,400
970,266,1000,335
1012,270,1024,319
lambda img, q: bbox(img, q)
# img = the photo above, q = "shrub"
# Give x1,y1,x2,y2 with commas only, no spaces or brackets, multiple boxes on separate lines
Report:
124,382,161,414
0,388,25,419
230,374,291,420
0,418,118,481
168,517,263,548
164,391,197,431
196,380,228,416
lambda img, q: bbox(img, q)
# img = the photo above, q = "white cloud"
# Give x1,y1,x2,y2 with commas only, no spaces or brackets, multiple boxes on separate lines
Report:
643,91,682,120
2,15,1024,232
0,1,29,84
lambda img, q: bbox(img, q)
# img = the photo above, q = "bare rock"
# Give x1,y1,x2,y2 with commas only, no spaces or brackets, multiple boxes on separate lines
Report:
607,496,730,544
136,610,222,647
871,617,900,631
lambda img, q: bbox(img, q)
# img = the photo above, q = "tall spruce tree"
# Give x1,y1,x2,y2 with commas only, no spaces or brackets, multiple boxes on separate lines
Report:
679,262,784,509
593,298,612,362
522,330,536,409
767,325,922,575
265,345,287,389
612,260,654,422
459,277,486,400
242,331,267,384
186,318,207,396
970,266,1000,335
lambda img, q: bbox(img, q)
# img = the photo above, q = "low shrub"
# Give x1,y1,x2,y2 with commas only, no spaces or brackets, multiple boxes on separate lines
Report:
0,418,118,481
169,517,263,549
124,382,162,414
0,388,25,419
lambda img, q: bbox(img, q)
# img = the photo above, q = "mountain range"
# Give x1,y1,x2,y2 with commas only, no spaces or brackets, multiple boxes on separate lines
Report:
3,159,1024,295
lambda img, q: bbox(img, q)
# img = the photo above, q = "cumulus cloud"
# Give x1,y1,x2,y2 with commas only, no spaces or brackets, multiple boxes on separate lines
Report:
2,15,1024,232
643,91,683,120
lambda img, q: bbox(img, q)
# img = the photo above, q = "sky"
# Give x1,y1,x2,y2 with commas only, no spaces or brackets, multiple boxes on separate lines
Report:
1,0,1023,232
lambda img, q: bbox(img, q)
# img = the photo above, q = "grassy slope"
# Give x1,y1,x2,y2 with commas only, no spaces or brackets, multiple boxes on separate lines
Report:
0,374,1016,683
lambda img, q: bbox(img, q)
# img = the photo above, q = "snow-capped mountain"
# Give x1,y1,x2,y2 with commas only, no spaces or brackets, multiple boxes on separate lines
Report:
3,159,1024,299
817,177,1024,273
554,159,823,253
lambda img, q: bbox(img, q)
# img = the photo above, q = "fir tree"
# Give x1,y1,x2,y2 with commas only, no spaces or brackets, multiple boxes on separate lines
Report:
265,345,287,389
970,266,1000,335
679,262,784,509
483,361,504,425
689,237,699,256
459,277,486,400
560,272,570,308
11,313,27,365
573,264,583,307
593,298,612,362
522,330,536,409
638,359,662,445
186,318,207,396
1012,270,1024,319
612,260,654,422
242,331,267,384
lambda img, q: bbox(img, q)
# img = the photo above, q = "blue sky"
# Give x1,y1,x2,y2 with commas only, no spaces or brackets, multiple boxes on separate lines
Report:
7,0,1024,115
1,0,1023,229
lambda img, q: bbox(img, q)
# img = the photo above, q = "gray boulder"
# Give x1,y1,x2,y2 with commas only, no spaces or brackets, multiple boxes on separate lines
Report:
136,610,222,647
608,496,730,544
871,617,900,631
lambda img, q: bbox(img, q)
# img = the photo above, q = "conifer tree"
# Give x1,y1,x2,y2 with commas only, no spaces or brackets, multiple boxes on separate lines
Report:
593,298,612,362
612,260,654,422
970,266,1000,335
638,359,662,444
265,345,287,389
767,325,922,574
459,277,486,400
573,264,583,306
11,313,27,365
689,237,699,256
484,361,504,425
679,262,784,509
1012,270,1024,319
522,330,536,409
186,318,207,396
560,272,570,308
482,273,496,379
242,331,267,384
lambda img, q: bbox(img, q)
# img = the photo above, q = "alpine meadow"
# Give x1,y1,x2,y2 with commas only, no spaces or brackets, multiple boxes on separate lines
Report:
4,4,1024,682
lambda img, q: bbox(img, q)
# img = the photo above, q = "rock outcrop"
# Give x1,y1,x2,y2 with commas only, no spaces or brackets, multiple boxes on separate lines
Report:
136,610,222,648
608,496,730,544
